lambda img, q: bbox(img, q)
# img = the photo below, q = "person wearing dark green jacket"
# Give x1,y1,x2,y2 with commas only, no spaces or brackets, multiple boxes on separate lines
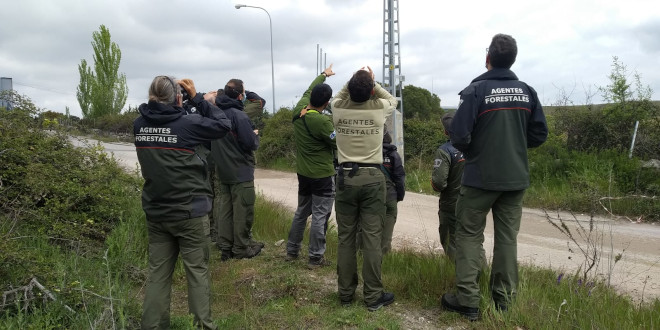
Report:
442,34,548,321
244,90,266,127
380,131,405,254
135,76,230,330
433,112,489,267
285,65,337,269
432,112,465,262
210,79,263,261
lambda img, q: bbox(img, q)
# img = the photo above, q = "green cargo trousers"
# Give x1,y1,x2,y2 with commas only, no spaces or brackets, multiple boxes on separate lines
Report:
454,186,525,309
142,216,216,330
381,199,398,255
336,167,387,305
439,207,487,264
216,181,256,257
438,208,458,261
356,198,396,255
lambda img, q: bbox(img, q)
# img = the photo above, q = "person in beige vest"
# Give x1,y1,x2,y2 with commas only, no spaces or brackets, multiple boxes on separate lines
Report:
331,66,396,311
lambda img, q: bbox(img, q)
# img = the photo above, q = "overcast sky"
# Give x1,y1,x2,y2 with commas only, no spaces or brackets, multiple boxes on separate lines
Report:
1,0,659,117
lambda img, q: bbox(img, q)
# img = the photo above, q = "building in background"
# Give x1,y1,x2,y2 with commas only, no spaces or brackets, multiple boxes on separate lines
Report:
1,77,13,109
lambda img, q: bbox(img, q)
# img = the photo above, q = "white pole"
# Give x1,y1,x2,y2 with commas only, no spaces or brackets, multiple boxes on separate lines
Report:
628,120,640,158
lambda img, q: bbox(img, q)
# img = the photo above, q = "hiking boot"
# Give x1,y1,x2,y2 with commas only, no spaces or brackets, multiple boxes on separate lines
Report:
367,292,395,311
284,254,298,262
234,245,262,259
340,296,353,307
307,256,331,269
494,301,508,312
250,240,265,250
220,250,234,262
441,293,479,321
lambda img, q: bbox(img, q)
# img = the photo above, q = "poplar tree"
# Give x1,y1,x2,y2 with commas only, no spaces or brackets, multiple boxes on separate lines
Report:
77,25,128,118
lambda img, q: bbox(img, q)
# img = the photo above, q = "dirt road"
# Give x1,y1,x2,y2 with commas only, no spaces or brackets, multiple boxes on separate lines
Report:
87,138,660,302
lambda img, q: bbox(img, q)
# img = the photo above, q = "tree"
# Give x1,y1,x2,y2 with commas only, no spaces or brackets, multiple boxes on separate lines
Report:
598,56,655,123
555,57,659,157
0,90,41,116
77,25,128,119
401,85,442,119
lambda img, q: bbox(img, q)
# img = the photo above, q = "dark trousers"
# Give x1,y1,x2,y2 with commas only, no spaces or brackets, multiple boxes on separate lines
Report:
286,174,335,259
454,186,525,308
336,168,386,305
142,216,216,330
216,181,256,256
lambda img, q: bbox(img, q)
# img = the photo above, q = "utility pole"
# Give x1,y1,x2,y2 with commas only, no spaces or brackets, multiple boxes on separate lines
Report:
383,0,404,161
316,45,327,76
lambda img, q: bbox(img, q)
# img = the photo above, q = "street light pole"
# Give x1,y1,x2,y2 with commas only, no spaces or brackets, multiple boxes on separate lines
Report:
235,4,276,112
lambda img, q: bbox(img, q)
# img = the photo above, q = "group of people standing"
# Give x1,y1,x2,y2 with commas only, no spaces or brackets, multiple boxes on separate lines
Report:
284,63,407,312
133,32,547,328
135,76,267,329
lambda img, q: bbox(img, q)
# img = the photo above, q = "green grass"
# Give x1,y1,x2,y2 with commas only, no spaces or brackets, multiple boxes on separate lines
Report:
403,146,660,222
3,190,659,328
1,124,657,328
164,195,659,329
405,166,434,195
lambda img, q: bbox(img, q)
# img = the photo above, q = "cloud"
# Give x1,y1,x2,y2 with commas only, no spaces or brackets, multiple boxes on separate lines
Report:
1,0,659,117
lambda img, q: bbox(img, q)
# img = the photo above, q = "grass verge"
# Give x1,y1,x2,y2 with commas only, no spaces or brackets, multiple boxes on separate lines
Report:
3,191,658,328
164,195,658,329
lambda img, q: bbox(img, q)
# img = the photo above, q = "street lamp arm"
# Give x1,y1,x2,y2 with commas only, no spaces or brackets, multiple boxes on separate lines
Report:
234,4,276,112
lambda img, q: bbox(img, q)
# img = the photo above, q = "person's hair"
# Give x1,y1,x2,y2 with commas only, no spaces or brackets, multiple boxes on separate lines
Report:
310,83,333,107
383,131,392,144
441,111,455,132
217,88,225,96
224,79,244,99
488,34,517,69
347,70,374,103
148,75,180,105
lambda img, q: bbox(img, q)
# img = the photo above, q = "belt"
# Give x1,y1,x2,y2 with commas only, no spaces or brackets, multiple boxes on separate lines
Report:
337,162,381,189
340,162,380,169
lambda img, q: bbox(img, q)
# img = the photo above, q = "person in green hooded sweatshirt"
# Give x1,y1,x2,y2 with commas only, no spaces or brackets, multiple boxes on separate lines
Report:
285,64,337,269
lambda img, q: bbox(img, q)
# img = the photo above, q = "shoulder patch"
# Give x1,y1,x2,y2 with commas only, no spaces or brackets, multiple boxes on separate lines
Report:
329,130,336,140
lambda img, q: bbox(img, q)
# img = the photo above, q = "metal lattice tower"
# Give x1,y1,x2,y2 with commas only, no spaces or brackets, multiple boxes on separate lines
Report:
383,0,404,159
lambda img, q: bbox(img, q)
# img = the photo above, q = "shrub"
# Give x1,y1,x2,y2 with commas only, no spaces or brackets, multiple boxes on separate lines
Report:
79,109,139,136
0,95,143,284
256,108,296,168
402,117,446,165
527,127,660,220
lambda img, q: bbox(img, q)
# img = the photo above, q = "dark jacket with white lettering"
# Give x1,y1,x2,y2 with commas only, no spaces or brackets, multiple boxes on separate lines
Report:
210,95,259,184
432,141,464,211
134,93,232,222
449,68,548,191
382,143,405,202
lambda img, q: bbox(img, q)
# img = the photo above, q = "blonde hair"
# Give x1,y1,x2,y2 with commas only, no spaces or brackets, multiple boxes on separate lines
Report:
148,75,181,104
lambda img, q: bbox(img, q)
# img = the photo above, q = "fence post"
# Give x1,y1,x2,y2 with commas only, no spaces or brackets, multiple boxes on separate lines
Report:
628,120,639,159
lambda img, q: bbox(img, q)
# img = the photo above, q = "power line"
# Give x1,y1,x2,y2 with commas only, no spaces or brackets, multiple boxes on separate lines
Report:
13,81,143,103
14,81,72,96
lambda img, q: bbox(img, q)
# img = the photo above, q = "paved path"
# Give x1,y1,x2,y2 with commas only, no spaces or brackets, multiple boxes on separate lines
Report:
83,138,660,302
